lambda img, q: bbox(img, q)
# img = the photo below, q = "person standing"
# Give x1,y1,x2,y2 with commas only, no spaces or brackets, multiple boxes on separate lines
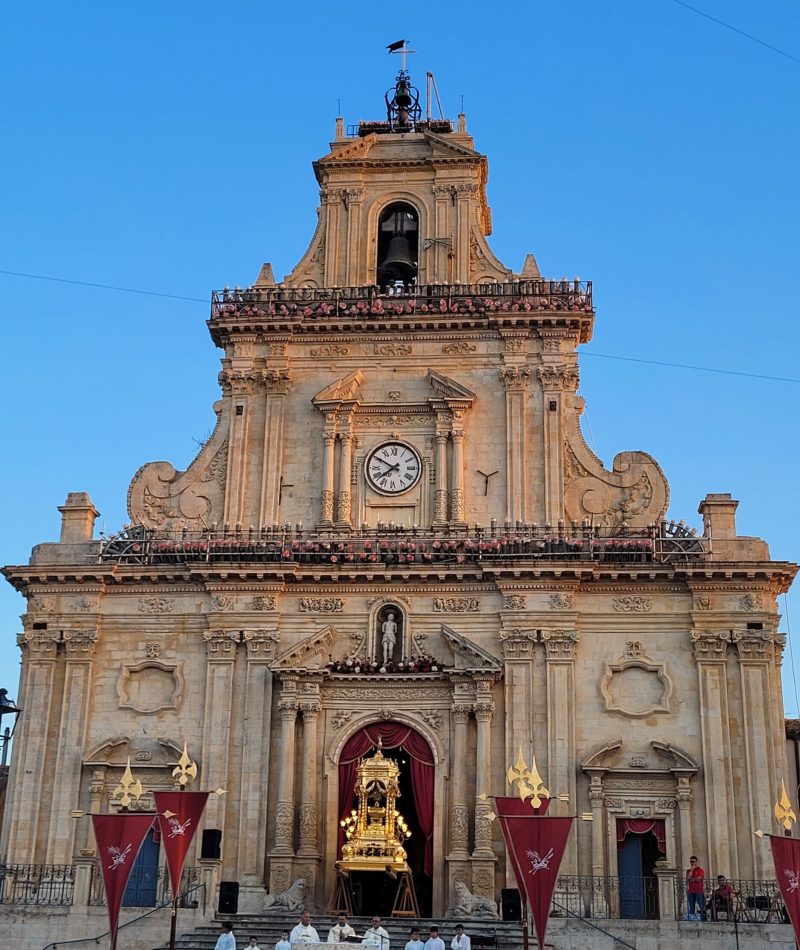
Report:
450,925,470,950
214,922,236,950
246,938,262,950
363,916,390,950
328,912,356,943
404,928,424,950
424,927,445,950
290,911,321,945
686,855,706,920
275,932,292,950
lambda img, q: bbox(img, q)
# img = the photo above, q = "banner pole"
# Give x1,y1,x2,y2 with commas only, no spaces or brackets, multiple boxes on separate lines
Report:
168,892,179,950
521,908,529,950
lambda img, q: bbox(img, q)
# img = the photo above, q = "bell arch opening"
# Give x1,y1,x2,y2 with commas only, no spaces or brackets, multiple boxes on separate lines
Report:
337,721,434,916
376,202,419,291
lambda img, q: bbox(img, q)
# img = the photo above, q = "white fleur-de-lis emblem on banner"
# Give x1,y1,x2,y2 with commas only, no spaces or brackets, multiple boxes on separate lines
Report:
527,847,554,874
107,843,132,869
785,868,800,893
167,816,192,838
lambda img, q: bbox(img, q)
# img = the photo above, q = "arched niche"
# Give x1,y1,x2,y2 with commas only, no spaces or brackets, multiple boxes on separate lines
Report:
368,598,409,663
374,199,421,290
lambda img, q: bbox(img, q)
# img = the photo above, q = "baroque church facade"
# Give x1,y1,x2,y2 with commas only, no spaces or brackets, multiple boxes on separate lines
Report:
2,70,796,921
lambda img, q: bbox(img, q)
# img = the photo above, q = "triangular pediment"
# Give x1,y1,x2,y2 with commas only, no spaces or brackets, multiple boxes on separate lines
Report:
317,133,378,164
313,371,364,405
274,624,336,671
423,130,482,160
428,369,476,402
441,625,502,673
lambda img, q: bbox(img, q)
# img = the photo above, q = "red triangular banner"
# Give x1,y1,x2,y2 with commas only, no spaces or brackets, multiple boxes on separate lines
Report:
91,813,156,949
769,835,800,944
496,796,572,950
154,791,210,897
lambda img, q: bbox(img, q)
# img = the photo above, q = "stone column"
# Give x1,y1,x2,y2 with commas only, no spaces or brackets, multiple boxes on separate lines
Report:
335,432,353,528
537,364,577,525
0,630,59,864
471,681,497,897
586,772,606,879
259,369,291,526
542,628,579,873
84,768,107,852
219,371,256,527
319,430,336,527
654,862,678,921
200,631,239,851
433,416,449,526
297,688,322,907
269,678,299,891
449,426,466,525
691,630,737,877
500,365,530,524
448,705,472,859
344,188,365,285
733,630,779,878
675,775,693,873
236,630,278,910
47,629,99,866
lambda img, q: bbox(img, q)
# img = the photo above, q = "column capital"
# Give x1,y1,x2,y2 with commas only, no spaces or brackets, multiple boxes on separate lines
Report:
203,629,240,660
541,628,579,660
262,368,292,394
473,702,494,723
243,628,279,661
279,700,298,721
537,364,579,391
451,704,472,724
16,629,60,658
691,629,731,661
500,365,531,390
732,630,782,662
63,628,99,659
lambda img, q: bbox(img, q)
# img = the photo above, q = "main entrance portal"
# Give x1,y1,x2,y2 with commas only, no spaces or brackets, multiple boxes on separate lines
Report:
338,723,434,917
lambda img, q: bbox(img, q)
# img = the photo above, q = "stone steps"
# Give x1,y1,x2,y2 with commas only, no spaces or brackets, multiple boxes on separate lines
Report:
154,913,523,950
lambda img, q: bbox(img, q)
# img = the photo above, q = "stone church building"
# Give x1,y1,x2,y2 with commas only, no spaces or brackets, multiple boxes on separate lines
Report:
2,67,796,927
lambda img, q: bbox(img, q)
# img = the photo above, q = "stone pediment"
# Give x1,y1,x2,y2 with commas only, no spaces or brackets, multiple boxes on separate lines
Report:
441,625,502,674
427,370,476,404
581,738,697,775
317,133,378,164
422,130,482,160
84,736,184,769
274,624,336,671
313,371,364,406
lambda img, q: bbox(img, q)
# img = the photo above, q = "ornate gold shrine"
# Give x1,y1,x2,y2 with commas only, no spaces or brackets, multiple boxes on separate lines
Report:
339,740,412,873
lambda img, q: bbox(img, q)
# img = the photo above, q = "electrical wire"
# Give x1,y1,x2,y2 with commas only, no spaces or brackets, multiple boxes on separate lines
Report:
2,267,799,385
669,0,800,66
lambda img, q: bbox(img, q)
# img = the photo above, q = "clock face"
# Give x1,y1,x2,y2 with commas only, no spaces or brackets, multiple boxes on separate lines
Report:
365,441,422,495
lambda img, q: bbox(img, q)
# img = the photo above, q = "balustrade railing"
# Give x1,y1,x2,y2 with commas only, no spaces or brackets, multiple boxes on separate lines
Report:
552,875,659,920
88,864,199,908
0,865,74,905
210,279,593,321
674,877,786,923
100,523,705,567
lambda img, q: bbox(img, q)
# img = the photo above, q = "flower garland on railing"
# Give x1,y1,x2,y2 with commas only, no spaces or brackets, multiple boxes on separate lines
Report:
213,294,592,321
326,653,445,675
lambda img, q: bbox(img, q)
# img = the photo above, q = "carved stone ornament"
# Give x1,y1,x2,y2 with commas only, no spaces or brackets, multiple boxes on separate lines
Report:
502,594,526,611
499,628,536,660
243,629,279,660
331,710,353,731
375,343,412,357
145,642,161,658
17,629,59,657
252,595,277,611
138,596,176,614
299,597,344,613
273,624,336,670
433,597,480,613
310,344,349,358
741,593,764,612
442,625,502,673
549,592,573,611
117,661,185,714
203,629,240,659
732,630,777,661
211,595,236,612
421,710,443,730
563,397,669,529
694,594,712,611
613,596,652,613
600,647,672,718
63,629,99,658
541,629,579,660
691,630,731,660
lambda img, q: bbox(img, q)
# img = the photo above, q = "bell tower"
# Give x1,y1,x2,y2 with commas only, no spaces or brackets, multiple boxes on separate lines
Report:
277,66,513,290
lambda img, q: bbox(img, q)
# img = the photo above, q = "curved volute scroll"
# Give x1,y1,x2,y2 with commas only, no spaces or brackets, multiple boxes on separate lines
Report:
128,399,230,531
563,394,669,528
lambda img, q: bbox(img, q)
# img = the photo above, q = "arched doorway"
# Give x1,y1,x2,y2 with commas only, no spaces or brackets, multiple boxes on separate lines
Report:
617,819,665,919
338,722,434,916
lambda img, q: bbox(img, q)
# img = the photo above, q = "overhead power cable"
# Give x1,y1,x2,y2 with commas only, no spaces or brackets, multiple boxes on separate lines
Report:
2,267,798,385
669,0,800,66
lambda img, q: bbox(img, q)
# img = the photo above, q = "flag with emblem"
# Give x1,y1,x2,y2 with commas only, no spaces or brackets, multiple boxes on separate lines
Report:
91,812,156,950
154,791,210,897
769,835,800,943
495,796,572,950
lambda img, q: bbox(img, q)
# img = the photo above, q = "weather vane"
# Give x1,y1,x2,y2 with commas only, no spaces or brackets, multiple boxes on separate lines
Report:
386,39,415,74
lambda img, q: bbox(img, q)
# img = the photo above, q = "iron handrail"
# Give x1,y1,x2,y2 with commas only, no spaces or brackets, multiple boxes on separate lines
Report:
37,880,206,950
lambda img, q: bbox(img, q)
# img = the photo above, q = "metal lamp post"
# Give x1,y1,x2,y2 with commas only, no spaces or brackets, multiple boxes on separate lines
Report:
0,689,21,767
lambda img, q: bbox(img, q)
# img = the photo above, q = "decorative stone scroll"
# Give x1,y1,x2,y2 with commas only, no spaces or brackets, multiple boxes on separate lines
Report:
433,597,480,612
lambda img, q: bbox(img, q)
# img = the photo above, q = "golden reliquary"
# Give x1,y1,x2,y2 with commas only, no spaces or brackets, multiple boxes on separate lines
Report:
339,740,412,873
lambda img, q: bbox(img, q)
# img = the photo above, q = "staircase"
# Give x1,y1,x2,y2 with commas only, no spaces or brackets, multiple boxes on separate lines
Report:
153,912,527,950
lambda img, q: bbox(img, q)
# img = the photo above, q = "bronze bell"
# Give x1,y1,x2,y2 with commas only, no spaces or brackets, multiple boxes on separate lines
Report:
378,235,415,284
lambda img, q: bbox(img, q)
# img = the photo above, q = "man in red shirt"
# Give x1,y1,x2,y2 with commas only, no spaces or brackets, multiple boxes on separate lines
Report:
686,855,706,920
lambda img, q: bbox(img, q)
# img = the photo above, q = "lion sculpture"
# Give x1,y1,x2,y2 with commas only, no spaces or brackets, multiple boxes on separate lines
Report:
450,880,500,919
263,878,306,912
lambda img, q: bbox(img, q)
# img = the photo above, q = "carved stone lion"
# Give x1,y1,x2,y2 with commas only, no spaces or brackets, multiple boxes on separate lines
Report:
450,880,499,919
263,878,306,912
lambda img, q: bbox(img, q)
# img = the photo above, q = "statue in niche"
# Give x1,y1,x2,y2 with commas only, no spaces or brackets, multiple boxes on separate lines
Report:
376,605,403,664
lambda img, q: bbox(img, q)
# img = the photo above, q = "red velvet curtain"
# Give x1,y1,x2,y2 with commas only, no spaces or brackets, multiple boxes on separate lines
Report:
338,723,435,874
616,818,666,854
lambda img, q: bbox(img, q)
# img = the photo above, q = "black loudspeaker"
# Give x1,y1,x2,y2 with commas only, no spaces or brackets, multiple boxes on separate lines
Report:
501,887,521,921
219,880,239,915
201,829,222,860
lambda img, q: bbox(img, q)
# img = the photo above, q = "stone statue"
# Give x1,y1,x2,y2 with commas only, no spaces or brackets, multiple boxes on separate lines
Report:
450,880,500,919
381,612,398,664
262,878,306,912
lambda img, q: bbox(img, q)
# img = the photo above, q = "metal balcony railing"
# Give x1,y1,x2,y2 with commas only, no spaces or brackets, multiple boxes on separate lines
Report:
210,279,592,322
100,523,706,568
88,864,199,908
0,864,75,905
674,877,787,923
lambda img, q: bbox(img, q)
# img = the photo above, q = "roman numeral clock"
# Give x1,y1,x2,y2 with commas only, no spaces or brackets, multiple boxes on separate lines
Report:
365,441,422,495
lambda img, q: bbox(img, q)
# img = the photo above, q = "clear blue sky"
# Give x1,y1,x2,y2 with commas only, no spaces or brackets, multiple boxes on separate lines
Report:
2,1,799,710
